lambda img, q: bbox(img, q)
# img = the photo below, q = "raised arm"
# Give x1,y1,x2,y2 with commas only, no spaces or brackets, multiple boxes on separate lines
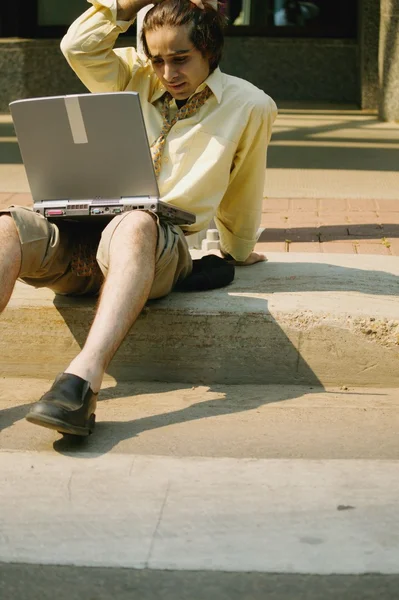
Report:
60,0,154,94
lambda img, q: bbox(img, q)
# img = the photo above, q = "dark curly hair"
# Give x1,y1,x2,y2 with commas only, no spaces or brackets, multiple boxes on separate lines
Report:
141,0,227,73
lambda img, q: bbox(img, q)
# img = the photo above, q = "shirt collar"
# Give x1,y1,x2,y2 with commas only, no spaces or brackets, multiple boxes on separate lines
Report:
150,67,223,105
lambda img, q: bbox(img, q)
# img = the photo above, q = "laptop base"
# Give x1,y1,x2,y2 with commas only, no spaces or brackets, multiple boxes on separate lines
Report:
33,198,196,226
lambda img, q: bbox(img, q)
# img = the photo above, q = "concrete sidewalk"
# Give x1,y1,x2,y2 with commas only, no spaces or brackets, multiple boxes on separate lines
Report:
1,107,399,589
1,107,398,255
2,451,399,574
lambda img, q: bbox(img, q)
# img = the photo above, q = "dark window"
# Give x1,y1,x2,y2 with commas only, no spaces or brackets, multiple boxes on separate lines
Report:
0,2,36,37
37,0,87,27
225,0,358,38
0,0,136,38
1,0,357,39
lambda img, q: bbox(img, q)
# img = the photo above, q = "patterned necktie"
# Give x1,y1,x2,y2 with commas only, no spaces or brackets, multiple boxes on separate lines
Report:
151,86,213,177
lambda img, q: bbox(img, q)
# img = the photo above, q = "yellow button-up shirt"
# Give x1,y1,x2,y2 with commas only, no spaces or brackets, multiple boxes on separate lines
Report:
61,0,277,261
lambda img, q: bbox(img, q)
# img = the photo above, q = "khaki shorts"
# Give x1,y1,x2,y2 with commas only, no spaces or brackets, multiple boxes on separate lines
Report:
1,206,192,299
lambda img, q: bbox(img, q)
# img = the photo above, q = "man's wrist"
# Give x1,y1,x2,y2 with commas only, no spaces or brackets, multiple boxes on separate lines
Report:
221,250,234,261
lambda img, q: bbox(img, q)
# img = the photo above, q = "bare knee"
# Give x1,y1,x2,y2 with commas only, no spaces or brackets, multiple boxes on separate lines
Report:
0,214,19,239
123,211,157,233
112,211,158,245
0,214,21,259
0,215,21,308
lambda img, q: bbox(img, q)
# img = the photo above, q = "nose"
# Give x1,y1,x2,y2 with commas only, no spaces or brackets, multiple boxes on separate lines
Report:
164,62,178,83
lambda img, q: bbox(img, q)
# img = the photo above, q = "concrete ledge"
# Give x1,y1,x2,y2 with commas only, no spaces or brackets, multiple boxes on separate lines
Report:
1,253,398,386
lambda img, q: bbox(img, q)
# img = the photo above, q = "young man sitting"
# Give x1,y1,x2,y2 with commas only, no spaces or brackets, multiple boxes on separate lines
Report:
0,0,277,437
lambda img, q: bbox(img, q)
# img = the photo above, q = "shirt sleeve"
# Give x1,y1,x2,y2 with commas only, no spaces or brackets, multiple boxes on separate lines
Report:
214,95,278,262
60,0,153,94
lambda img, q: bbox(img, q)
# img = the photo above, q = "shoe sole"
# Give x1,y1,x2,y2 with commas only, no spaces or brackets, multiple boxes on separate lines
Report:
25,413,96,436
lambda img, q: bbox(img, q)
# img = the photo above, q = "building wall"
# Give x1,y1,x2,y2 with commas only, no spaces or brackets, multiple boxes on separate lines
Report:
379,0,399,120
0,36,360,113
223,37,360,104
360,0,381,109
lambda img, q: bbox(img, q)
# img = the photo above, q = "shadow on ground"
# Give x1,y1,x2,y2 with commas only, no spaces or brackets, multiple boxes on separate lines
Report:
258,223,399,242
269,112,399,171
2,563,399,600
1,112,399,171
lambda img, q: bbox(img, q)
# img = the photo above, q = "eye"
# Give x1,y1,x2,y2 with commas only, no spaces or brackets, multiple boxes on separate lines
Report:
151,58,163,66
173,56,188,64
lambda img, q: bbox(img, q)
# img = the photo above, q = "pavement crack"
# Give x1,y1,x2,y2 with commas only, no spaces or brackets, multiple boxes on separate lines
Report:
67,472,73,503
145,480,171,568
360,363,378,373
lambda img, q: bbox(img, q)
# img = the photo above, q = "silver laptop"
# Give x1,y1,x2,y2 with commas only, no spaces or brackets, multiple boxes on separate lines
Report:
9,92,196,226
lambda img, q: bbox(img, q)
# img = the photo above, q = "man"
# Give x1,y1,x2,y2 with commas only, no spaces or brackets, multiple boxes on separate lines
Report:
0,0,277,436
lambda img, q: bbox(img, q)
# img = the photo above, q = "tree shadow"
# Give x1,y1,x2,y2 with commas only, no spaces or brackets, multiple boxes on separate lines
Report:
258,223,399,242
268,110,399,171
0,121,22,164
3,110,399,170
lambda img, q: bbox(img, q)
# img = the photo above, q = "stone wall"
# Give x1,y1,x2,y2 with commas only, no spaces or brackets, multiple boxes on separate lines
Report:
223,37,360,104
0,39,85,113
0,36,360,113
360,0,381,109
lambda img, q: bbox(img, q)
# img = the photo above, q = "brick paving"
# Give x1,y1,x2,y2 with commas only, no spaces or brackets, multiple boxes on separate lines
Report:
1,193,398,256
257,197,399,255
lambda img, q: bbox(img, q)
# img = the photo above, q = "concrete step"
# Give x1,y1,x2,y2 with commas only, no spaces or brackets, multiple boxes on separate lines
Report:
1,252,398,387
1,378,398,459
2,449,399,574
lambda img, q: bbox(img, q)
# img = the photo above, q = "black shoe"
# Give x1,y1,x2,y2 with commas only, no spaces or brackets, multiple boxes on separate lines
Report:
26,373,97,436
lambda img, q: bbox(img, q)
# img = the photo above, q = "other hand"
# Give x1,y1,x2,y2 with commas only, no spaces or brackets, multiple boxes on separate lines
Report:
236,252,268,266
225,251,268,266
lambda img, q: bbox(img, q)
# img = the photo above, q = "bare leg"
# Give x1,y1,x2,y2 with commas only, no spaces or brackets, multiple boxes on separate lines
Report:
64,211,157,392
0,215,22,313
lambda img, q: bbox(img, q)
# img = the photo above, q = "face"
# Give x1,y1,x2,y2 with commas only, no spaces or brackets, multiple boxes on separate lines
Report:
145,25,211,100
